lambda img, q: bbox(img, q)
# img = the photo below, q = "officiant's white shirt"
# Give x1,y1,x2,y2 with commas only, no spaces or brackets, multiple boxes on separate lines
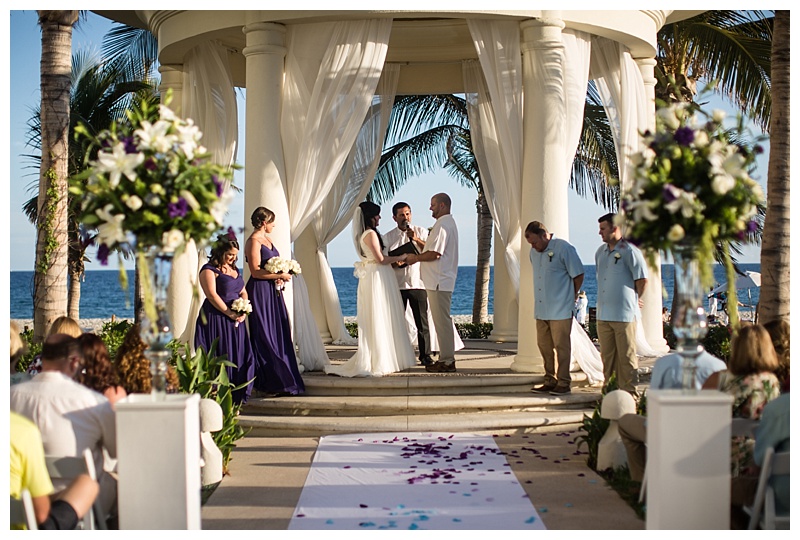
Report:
421,214,459,292
384,224,428,290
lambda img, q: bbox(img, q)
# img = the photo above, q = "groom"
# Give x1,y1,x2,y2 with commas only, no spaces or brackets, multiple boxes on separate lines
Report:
405,193,459,373
525,220,584,395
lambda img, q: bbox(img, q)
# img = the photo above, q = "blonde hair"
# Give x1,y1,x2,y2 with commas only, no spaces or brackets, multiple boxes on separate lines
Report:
48,316,82,338
728,324,780,377
10,321,28,362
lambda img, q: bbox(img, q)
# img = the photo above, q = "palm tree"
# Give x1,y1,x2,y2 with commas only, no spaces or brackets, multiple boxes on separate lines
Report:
22,52,153,321
33,10,80,342
758,10,789,323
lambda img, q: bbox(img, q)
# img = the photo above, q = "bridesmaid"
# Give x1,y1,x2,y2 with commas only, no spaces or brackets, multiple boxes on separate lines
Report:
245,207,305,396
195,232,255,405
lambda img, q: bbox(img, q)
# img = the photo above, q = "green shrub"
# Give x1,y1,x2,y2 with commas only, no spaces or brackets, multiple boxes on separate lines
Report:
345,322,358,338
97,319,134,361
702,325,732,362
16,328,41,374
455,322,493,339
172,340,251,474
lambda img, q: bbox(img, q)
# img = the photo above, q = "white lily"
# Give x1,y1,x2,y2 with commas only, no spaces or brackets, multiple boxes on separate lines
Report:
124,195,143,211
664,190,698,219
135,120,175,154
711,174,736,195
95,204,127,246
95,143,144,188
175,119,202,160
161,229,185,252
657,107,680,130
179,189,201,210
627,200,659,222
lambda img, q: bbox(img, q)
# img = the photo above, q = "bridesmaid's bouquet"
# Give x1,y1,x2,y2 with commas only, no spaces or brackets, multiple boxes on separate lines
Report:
262,257,302,291
230,298,252,328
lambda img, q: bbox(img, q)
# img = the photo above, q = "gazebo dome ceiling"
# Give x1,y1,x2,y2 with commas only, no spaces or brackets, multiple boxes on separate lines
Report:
93,10,704,93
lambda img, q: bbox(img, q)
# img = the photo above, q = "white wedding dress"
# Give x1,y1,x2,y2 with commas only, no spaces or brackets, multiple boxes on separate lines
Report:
325,230,417,377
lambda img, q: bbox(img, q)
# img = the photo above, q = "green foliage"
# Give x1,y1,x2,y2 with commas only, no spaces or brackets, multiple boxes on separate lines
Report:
16,328,41,374
576,375,622,471
702,324,733,362
597,466,646,520
36,176,60,274
96,319,133,361
345,322,357,338
172,340,250,473
455,322,493,339
586,321,598,341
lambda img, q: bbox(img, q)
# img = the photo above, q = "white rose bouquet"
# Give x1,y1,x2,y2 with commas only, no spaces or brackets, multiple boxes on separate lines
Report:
262,256,302,291
230,297,252,328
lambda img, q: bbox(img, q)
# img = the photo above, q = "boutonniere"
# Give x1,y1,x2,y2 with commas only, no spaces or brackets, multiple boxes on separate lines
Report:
614,252,621,264
547,251,554,262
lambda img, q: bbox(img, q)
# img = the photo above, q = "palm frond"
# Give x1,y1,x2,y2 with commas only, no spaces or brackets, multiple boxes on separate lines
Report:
102,24,159,82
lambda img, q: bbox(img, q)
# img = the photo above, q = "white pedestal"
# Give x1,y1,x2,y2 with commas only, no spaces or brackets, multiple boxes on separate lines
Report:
116,393,201,530
646,390,733,530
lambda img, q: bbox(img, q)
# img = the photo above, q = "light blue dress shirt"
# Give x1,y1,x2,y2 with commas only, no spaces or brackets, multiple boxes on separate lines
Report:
594,240,647,322
649,351,727,389
530,236,584,320
753,394,790,514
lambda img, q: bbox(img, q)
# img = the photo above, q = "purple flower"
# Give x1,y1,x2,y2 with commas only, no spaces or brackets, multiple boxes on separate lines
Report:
754,145,764,155
673,126,695,146
212,175,223,197
97,243,110,266
746,220,759,233
121,136,138,154
144,157,158,171
663,184,680,203
167,198,189,218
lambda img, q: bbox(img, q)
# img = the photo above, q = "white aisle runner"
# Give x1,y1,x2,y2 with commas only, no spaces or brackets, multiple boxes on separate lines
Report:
289,432,545,530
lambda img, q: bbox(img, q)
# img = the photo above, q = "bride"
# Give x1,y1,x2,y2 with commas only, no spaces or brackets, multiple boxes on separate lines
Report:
325,202,417,377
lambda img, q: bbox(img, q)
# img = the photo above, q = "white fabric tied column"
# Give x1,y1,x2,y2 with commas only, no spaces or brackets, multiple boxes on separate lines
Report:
591,38,667,353
172,41,240,347
464,21,523,297
308,64,400,346
281,19,392,368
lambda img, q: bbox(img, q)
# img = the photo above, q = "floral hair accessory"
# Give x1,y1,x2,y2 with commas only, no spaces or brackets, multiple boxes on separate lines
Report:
226,227,237,242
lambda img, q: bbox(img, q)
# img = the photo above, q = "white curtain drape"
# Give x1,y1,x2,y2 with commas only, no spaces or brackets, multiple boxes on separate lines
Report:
589,37,648,192
310,64,400,345
464,20,523,295
561,30,592,170
173,41,239,347
281,19,392,368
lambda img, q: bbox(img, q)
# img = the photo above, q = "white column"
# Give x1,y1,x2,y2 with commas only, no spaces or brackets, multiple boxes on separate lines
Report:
242,22,293,318
647,390,733,529
488,228,518,342
636,57,669,353
295,228,333,343
158,64,184,115
512,14,568,372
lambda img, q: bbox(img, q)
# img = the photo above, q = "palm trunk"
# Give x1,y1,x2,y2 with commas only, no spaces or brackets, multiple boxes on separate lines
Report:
67,218,82,320
33,10,78,342
759,10,790,323
472,191,492,324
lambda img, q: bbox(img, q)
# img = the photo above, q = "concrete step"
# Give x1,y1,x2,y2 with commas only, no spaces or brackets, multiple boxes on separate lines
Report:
238,409,591,437
243,389,600,417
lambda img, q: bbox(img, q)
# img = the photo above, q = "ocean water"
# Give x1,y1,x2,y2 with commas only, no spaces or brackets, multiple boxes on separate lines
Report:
9,263,761,320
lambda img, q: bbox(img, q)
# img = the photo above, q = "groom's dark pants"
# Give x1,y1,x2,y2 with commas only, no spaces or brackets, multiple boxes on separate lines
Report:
401,288,432,360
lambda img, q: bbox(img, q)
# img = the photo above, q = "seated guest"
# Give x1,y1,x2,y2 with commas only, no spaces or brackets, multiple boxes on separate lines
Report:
763,319,790,393
10,333,118,520
27,315,83,376
10,411,99,529
76,333,128,408
10,321,31,385
115,323,180,394
702,324,781,477
618,349,726,482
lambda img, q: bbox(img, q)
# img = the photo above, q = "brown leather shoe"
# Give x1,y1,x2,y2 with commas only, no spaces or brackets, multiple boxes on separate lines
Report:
425,361,456,373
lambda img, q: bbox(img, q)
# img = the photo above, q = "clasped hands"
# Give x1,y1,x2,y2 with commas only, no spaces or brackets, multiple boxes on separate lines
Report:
274,272,292,287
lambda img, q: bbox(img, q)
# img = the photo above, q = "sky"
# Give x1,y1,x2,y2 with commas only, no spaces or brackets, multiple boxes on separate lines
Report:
4,9,770,274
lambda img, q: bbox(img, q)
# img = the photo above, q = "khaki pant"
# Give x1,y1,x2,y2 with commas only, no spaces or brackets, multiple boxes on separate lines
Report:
618,413,647,482
535,318,573,387
427,289,455,364
597,320,639,393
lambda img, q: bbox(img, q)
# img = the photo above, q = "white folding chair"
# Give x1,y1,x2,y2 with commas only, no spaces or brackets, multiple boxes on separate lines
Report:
10,489,38,530
744,447,791,529
45,448,107,530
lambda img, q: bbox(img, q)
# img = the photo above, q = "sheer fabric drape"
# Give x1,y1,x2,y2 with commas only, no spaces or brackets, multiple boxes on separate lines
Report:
464,20,523,295
172,41,239,346
310,64,399,345
589,37,648,192
280,19,392,368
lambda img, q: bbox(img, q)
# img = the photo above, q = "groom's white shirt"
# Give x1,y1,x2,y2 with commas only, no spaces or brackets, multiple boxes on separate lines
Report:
384,225,428,290
421,214,459,292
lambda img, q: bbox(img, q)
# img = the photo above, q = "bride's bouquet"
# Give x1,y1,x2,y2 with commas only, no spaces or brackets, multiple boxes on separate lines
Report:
262,256,302,291
230,297,252,328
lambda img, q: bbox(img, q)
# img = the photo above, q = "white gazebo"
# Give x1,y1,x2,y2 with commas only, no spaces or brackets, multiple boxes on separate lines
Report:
95,9,698,371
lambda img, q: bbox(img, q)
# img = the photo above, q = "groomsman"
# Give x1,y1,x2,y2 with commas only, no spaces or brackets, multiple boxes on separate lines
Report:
595,213,648,394
406,193,459,373
384,202,434,366
525,221,584,395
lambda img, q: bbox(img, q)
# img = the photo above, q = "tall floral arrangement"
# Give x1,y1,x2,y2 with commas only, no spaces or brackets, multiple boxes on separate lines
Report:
620,97,766,328
70,92,237,329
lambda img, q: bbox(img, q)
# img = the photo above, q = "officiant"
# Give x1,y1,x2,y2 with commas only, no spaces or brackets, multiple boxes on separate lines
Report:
384,202,434,366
